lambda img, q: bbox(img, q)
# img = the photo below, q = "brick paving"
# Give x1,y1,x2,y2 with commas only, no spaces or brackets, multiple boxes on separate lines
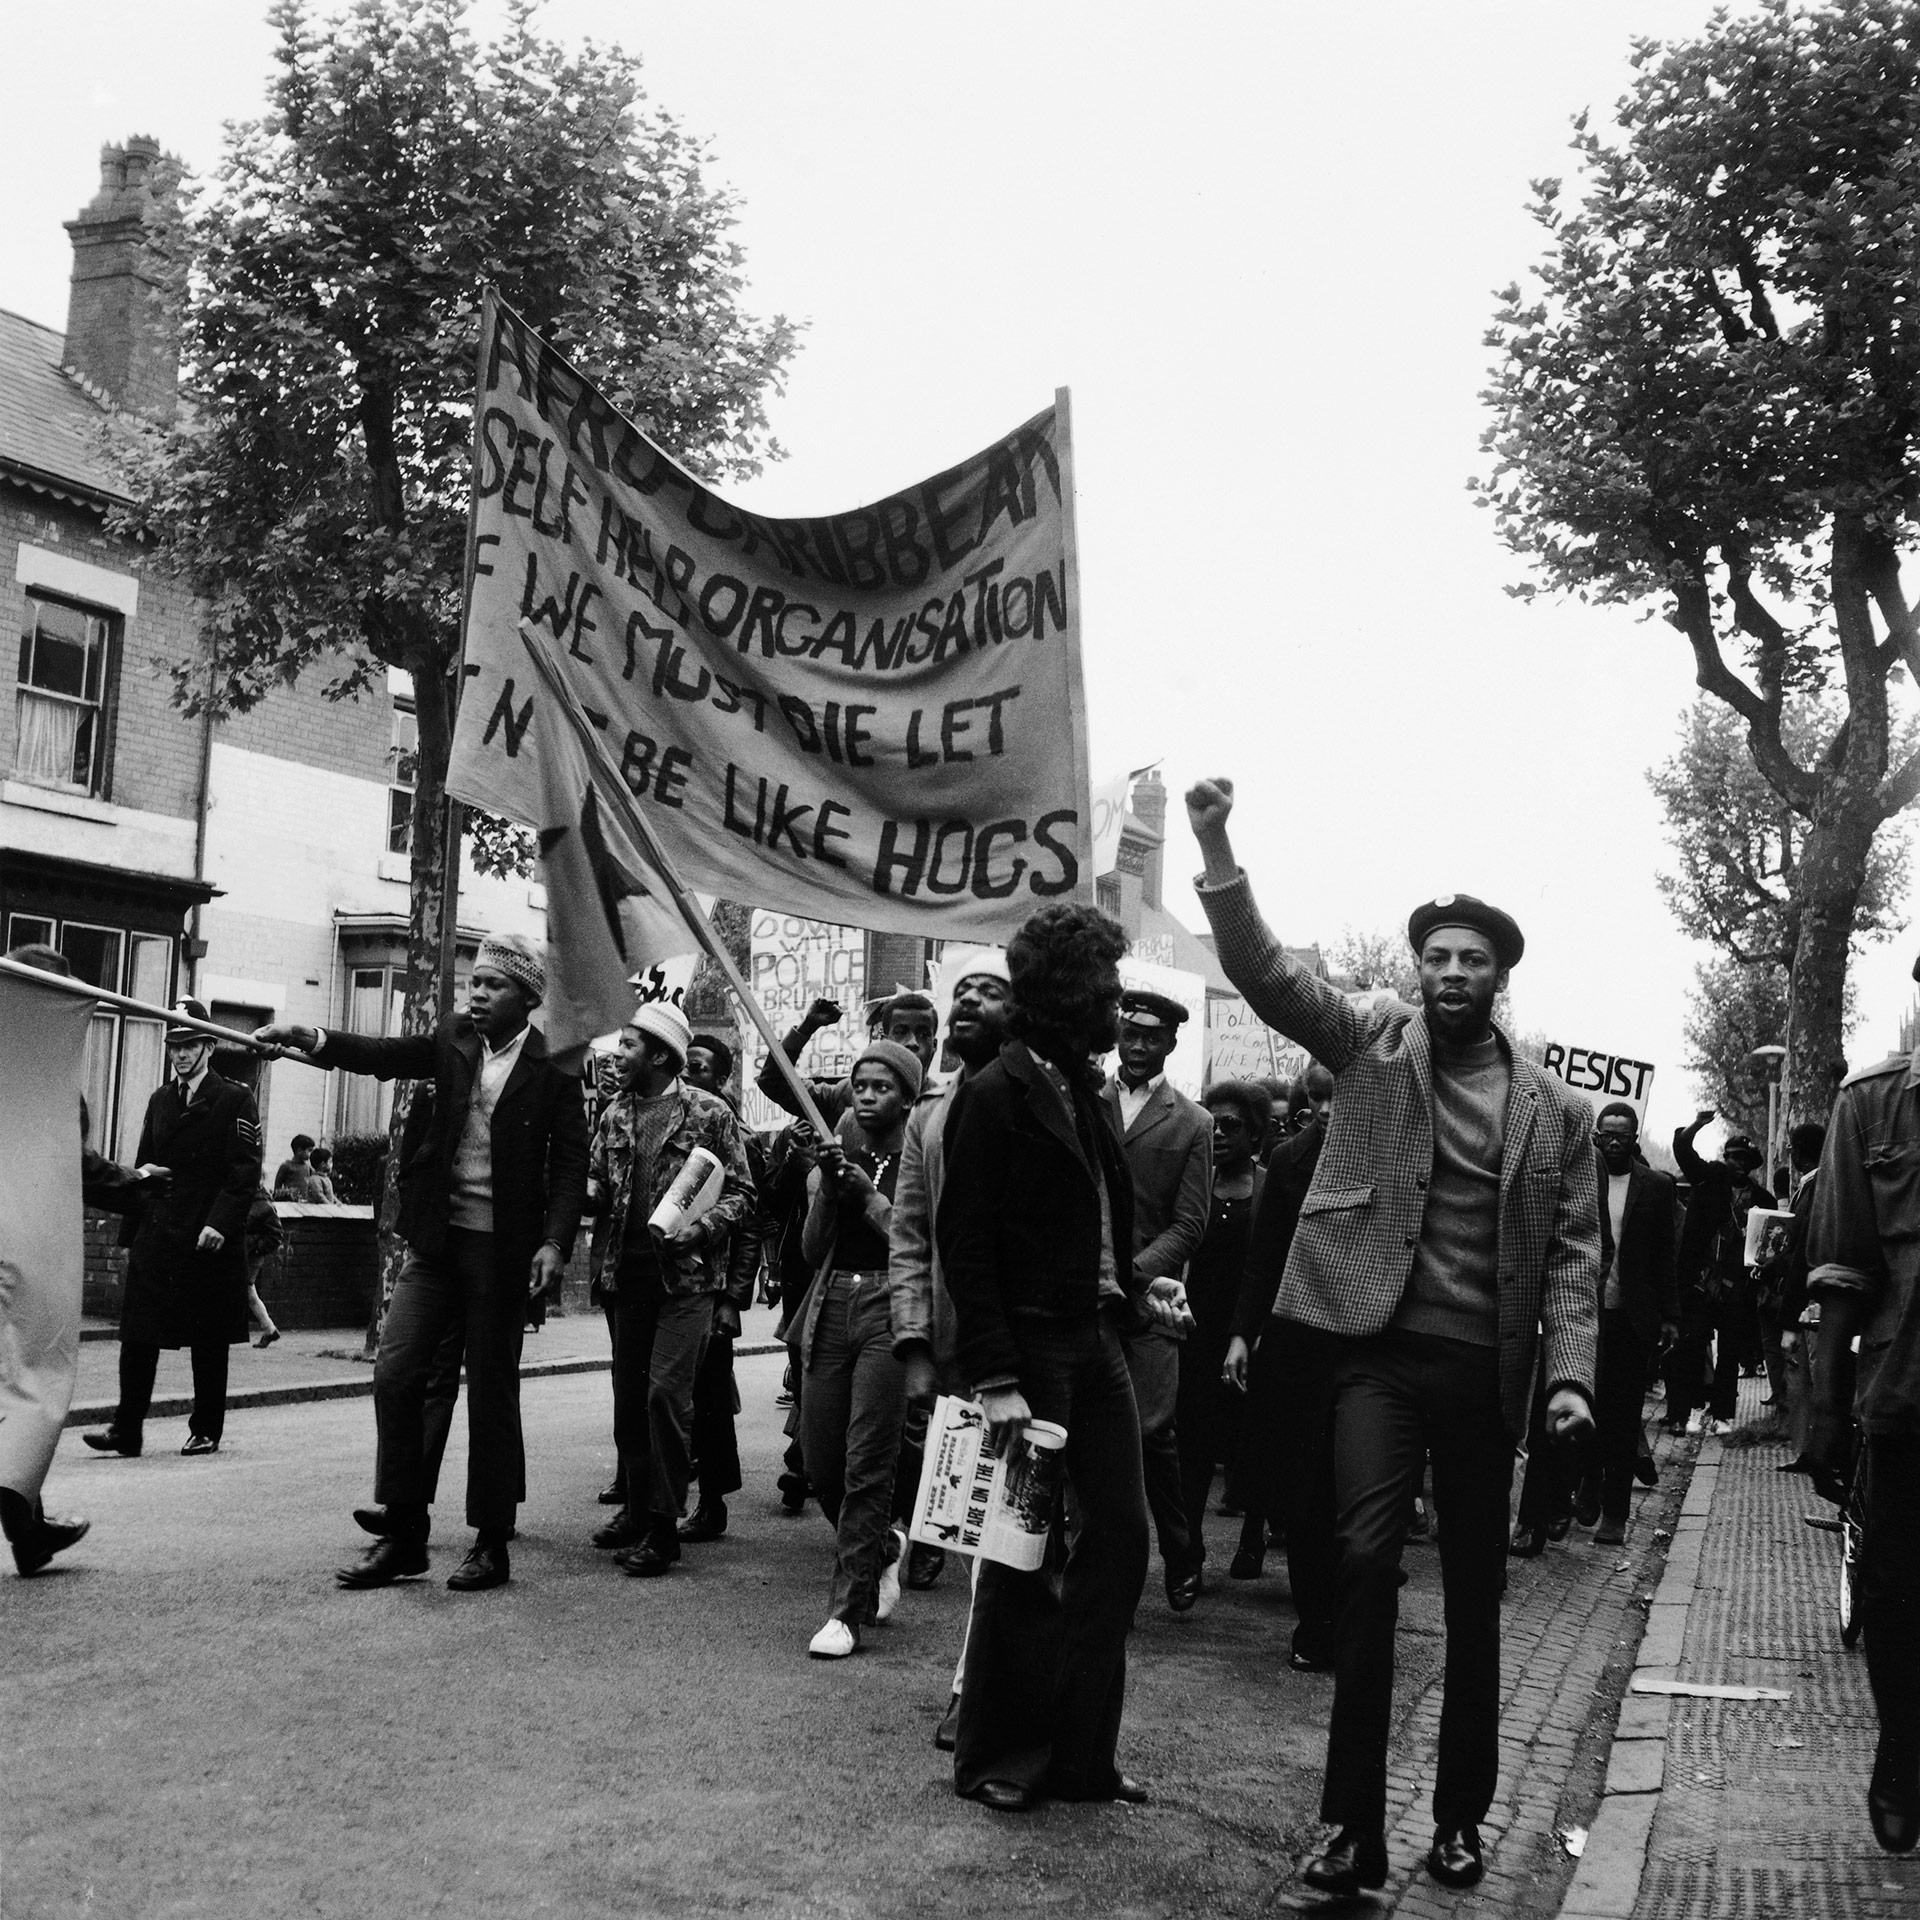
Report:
1264,1406,1695,1915
1626,1379,1920,1920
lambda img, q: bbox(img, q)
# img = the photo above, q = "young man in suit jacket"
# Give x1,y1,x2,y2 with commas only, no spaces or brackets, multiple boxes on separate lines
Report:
936,904,1188,1813
257,934,587,1593
1187,777,1598,1898
84,996,264,1461
1102,990,1213,1609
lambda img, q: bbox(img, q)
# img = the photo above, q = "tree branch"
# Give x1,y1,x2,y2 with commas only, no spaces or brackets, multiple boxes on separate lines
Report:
1671,578,1818,810
1879,739,1920,819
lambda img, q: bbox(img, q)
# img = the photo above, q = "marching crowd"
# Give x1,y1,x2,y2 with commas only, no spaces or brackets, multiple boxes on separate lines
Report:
4,774,1916,1888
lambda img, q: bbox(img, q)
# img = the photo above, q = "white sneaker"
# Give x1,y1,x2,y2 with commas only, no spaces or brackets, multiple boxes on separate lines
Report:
1709,1417,1735,1437
1686,1409,1705,1435
808,1618,857,1659
874,1526,908,1622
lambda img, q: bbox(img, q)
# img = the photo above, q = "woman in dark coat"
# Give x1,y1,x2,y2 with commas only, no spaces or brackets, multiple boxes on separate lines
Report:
83,997,263,1459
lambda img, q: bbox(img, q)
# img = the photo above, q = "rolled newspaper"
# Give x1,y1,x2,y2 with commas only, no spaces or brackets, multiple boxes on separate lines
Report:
648,1145,726,1237
1743,1206,1795,1270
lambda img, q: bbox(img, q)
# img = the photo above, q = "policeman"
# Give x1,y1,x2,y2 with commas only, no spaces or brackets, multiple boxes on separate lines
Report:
83,999,263,1459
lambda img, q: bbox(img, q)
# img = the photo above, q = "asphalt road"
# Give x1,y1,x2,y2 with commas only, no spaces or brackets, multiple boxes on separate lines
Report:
8,1352,1452,1920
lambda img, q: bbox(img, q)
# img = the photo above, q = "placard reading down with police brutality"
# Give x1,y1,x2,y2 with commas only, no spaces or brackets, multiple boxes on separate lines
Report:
447,295,1094,938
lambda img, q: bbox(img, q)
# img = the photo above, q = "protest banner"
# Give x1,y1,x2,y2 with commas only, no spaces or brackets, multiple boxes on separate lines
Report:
0,969,94,1504
1119,954,1207,1098
1537,1039,1657,1130
739,912,868,1131
448,294,1092,939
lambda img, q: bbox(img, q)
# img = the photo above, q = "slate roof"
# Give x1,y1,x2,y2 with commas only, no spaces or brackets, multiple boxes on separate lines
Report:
0,305,127,505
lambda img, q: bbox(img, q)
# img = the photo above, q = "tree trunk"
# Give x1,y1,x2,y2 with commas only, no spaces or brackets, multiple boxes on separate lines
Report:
361,649,462,1358
1784,806,1876,1130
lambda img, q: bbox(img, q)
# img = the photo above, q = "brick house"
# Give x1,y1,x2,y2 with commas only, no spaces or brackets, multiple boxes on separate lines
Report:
1,137,546,1188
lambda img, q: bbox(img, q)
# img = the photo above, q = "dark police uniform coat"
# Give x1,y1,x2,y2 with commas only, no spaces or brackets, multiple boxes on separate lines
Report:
119,1070,263,1348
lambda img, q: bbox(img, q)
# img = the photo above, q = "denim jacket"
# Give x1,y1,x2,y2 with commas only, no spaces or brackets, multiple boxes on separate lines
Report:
588,1081,754,1298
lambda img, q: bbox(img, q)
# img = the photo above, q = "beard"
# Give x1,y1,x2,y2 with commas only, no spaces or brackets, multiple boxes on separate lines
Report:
1420,975,1498,1041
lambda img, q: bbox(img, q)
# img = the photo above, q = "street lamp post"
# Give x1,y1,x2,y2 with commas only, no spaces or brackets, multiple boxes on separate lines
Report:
1747,1043,1788,1186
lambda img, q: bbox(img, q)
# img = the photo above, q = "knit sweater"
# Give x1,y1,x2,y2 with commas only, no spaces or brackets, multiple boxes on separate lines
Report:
1392,1032,1510,1347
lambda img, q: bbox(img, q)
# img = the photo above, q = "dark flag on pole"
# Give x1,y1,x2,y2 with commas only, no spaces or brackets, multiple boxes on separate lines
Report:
523,629,697,1059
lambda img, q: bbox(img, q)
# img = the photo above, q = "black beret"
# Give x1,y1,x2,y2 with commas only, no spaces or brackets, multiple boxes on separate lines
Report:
1406,894,1525,971
1119,989,1189,1031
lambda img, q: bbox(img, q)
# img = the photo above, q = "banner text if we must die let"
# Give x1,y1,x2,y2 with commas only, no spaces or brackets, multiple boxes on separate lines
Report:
448,295,1094,939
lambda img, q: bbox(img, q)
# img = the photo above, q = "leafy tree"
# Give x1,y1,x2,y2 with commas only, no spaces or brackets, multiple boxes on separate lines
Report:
115,0,796,1000
1476,0,1920,1123
1328,927,1419,1004
112,0,795,1337
1681,953,1801,1144
1651,696,1909,971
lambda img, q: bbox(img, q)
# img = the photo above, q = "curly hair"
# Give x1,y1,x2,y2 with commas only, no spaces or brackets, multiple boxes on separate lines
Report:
1595,1101,1640,1133
1007,903,1128,1076
1204,1078,1272,1139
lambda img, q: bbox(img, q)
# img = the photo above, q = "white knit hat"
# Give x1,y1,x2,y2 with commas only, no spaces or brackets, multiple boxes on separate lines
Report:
628,999,693,1070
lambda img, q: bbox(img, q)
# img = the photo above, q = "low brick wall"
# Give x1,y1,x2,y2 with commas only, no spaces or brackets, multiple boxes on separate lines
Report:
84,1202,594,1330
255,1204,379,1328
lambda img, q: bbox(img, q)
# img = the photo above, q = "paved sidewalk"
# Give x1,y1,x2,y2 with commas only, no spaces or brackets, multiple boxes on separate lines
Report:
65,1301,787,1427
1560,1378,1919,1920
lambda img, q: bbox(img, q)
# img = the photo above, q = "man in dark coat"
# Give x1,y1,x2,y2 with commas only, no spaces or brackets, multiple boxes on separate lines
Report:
256,933,588,1593
937,904,1188,1813
83,997,263,1460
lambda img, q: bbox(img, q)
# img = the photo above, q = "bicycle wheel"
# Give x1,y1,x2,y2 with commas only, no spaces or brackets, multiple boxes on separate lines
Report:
1840,1511,1864,1648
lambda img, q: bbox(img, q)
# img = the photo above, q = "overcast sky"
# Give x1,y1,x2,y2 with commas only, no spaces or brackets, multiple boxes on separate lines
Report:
8,0,1917,1145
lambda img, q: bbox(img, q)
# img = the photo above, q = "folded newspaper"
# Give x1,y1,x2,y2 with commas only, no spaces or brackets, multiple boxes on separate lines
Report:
648,1145,726,1236
1743,1205,1795,1270
908,1395,1067,1572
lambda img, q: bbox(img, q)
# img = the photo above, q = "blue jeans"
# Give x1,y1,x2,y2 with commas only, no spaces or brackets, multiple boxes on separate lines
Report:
802,1271,906,1624
955,1304,1149,1796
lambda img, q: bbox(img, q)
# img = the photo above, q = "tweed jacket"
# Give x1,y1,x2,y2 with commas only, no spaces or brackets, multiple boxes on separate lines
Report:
587,1080,755,1298
1198,871,1600,1440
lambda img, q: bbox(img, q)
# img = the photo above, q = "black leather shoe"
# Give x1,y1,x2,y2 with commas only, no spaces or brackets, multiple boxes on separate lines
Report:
354,1506,390,1537
336,1537,428,1588
905,1542,946,1589
1427,1825,1484,1887
966,1779,1034,1813
81,1429,140,1457
593,1515,646,1551
1574,1485,1602,1527
446,1539,510,1591
1870,1743,1920,1853
1289,1647,1333,1674
181,1434,219,1456
677,1502,728,1543
1230,1542,1266,1579
777,1471,808,1513
1635,1453,1660,1487
1047,1769,1149,1804
1167,1567,1202,1612
597,1477,625,1506
12,1513,89,1576
1300,1827,1387,1894
616,1540,678,1577
1545,1512,1572,1542
1509,1525,1545,1558
933,1692,961,1752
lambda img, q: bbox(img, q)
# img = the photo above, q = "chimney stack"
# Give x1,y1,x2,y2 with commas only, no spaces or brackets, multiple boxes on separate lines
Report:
63,136,181,422
1131,771,1167,910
